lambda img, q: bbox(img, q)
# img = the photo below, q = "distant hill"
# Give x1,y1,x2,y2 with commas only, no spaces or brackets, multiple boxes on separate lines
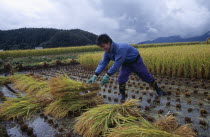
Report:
0,28,98,50
138,31,210,44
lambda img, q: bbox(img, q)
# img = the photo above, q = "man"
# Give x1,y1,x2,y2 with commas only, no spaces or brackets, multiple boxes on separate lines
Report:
87,34,166,101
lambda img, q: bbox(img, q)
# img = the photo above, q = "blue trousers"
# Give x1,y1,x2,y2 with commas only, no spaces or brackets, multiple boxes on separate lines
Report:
117,56,155,85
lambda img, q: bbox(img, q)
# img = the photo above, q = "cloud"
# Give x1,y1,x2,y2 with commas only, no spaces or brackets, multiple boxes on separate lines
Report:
0,0,120,33
99,0,210,41
0,0,210,43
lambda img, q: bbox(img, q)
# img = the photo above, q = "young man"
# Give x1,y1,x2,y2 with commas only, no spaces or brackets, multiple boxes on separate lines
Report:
87,34,166,101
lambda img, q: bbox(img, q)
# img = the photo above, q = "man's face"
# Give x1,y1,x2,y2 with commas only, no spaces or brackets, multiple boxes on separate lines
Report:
99,42,111,52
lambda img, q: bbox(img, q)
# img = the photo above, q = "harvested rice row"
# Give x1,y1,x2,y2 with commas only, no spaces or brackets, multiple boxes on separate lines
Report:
0,74,102,119
73,100,197,137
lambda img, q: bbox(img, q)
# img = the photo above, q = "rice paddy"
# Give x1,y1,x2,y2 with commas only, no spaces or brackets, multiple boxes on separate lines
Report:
0,43,209,137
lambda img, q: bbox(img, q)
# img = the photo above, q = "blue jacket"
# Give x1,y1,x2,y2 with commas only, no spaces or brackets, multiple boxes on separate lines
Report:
95,42,139,76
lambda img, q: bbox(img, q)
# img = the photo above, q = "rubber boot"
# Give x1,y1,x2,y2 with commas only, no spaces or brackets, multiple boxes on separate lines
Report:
119,84,127,102
150,81,167,96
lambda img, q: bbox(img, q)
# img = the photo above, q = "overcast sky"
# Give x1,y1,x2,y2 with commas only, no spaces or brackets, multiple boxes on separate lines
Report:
0,0,210,43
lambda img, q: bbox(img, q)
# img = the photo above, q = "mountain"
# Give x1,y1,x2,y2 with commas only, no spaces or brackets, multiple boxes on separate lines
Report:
138,31,210,44
0,28,98,50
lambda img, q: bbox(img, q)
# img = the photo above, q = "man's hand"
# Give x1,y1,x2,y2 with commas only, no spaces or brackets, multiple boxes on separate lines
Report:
86,75,97,83
101,74,109,85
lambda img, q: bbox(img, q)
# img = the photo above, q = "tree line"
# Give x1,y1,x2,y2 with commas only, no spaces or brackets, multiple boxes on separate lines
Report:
0,28,98,50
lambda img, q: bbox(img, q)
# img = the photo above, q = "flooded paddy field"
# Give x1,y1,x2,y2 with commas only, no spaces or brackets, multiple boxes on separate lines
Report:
0,64,209,137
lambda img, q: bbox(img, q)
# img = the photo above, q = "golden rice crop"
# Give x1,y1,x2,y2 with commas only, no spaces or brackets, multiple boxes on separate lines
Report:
140,44,209,79
78,44,210,79
0,96,43,120
10,74,53,104
0,45,100,59
48,74,100,98
1,74,102,120
107,115,196,137
73,99,141,137
78,53,114,70
44,96,103,119
107,118,174,137
45,74,102,118
10,74,48,94
0,41,203,59
0,76,11,86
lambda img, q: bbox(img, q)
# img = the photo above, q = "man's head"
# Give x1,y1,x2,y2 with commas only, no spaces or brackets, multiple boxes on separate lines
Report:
96,34,112,52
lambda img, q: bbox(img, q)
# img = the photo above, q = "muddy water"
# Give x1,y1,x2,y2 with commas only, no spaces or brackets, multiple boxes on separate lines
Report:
100,85,209,137
3,116,58,137
0,86,17,98
0,85,65,137
40,65,210,137
99,76,209,137
26,116,57,137
1,65,209,137
5,122,28,137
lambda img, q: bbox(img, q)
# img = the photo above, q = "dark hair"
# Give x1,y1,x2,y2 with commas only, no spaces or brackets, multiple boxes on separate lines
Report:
96,34,112,46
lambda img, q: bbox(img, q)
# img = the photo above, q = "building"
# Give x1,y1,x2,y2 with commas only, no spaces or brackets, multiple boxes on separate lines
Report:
35,47,43,49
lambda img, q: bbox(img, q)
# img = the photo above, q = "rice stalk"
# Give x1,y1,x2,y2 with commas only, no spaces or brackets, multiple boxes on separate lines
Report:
44,96,103,119
10,74,48,94
0,76,10,86
44,74,102,118
0,96,43,120
10,74,53,104
173,124,197,137
154,115,179,133
73,99,141,137
48,74,99,98
107,115,196,137
107,120,174,137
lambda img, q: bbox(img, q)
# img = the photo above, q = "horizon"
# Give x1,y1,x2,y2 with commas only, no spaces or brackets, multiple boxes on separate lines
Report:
1,27,209,44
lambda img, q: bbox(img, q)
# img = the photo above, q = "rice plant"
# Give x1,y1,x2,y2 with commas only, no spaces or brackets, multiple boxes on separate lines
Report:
1,73,102,120
0,41,204,59
154,115,196,137
10,74,53,104
0,76,11,86
0,96,43,120
78,53,114,70
0,45,100,59
78,44,210,79
107,115,196,137
107,118,174,137
10,74,47,94
45,74,103,118
44,96,103,119
48,74,100,98
73,99,141,137
73,99,196,137
141,44,210,79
